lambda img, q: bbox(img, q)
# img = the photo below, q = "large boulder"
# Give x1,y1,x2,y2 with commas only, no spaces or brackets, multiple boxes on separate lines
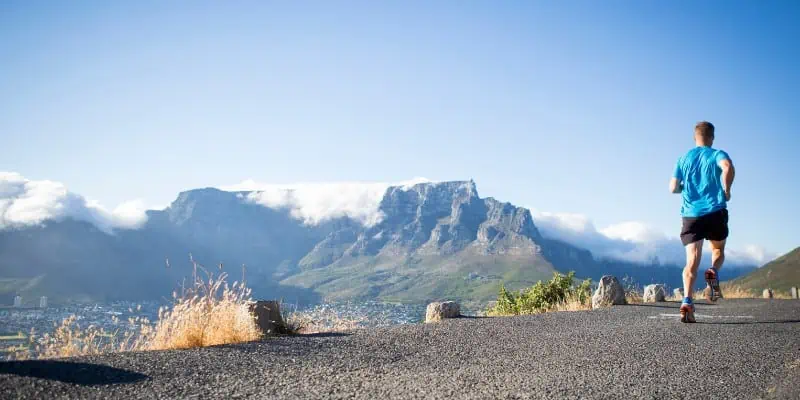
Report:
425,301,461,323
592,276,626,309
763,289,774,299
643,284,666,302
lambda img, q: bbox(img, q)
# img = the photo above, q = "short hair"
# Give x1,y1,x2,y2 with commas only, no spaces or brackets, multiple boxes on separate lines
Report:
695,121,715,139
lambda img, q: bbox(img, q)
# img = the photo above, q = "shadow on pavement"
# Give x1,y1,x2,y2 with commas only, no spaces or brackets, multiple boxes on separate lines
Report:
299,332,352,338
628,302,723,309
699,320,800,325
625,303,682,309
0,360,149,385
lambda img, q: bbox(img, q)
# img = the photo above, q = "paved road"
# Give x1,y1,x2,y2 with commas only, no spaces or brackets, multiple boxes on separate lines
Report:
1,299,799,399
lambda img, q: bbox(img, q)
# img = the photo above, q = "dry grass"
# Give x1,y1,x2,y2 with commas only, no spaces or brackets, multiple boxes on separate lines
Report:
625,291,642,304
664,285,746,301
551,293,593,312
665,294,682,302
282,304,370,334
717,283,792,299
621,276,642,304
6,316,142,361
8,256,373,360
144,260,260,350
18,316,134,360
662,284,795,301
718,283,757,299
9,257,262,360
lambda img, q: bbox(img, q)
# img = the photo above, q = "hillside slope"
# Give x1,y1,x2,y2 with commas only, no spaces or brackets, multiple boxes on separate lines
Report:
729,246,799,292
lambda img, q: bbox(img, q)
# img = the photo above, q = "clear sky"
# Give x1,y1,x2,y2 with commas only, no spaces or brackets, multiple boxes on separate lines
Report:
1,1,798,258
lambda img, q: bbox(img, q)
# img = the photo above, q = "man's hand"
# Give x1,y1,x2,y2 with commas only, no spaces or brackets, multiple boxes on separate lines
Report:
669,178,683,194
719,158,735,202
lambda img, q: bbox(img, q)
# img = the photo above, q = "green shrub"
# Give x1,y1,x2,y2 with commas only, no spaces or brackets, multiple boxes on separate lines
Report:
488,271,592,316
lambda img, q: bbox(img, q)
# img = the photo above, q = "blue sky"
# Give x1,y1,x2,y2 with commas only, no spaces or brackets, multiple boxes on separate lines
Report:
1,1,798,259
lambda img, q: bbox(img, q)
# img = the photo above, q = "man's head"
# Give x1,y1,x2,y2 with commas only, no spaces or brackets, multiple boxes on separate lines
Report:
694,121,715,146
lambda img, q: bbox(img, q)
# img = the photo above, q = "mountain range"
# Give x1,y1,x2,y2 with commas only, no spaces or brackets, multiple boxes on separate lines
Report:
0,180,757,306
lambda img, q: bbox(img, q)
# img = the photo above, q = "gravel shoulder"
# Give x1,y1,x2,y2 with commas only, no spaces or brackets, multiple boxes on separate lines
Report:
2,299,799,399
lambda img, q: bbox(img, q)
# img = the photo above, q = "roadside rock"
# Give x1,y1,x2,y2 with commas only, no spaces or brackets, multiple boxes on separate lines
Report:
643,284,666,302
425,301,461,323
249,300,285,336
763,289,774,299
592,276,626,309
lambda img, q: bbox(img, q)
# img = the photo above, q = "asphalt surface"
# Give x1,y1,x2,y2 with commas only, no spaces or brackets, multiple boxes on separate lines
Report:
1,299,799,399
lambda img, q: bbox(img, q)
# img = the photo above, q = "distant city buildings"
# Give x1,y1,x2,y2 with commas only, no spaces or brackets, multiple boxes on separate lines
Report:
13,295,22,308
39,296,48,309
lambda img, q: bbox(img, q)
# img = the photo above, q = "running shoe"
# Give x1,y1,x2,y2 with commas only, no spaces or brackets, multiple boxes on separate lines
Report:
704,267,723,301
680,300,696,323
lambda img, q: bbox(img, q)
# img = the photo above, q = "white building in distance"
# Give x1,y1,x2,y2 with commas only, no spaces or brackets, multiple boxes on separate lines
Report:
13,295,22,308
39,296,48,308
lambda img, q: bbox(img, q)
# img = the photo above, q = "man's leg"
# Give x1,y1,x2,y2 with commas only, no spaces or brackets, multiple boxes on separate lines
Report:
681,241,703,323
705,239,726,300
679,215,702,323
704,209,729,301
683,240,703,299
710,239,726,271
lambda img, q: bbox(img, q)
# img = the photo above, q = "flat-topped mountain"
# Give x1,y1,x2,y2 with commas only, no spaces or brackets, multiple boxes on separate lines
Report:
0,180,755,305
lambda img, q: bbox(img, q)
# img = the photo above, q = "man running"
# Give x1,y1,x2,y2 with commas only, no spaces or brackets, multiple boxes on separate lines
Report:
669,121,736,323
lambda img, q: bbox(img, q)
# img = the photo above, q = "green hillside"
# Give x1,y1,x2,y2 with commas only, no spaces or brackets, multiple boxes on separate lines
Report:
281,252,557,304
729,246,800,292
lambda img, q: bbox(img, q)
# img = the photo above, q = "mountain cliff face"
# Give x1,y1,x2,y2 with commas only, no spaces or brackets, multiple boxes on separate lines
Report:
300,181,542,264
280,181,555,302
0,180,754,305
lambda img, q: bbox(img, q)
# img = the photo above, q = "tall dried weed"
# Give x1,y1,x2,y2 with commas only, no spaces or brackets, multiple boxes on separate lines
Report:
10,256,261,360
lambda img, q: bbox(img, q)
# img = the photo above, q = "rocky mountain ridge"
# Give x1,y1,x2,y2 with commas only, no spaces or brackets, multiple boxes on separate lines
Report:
0,180,755,305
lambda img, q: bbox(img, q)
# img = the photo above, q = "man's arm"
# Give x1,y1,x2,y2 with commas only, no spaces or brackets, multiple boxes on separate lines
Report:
670,158,683,194
670,177,683,194
719,158,735,201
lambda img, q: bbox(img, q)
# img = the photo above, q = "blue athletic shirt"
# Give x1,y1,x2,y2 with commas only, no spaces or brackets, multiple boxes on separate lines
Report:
672,146,731,218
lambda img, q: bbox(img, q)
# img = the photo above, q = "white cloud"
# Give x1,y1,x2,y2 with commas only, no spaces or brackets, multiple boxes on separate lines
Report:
244,182,390,227
220,178,434,227
725,245,771,267
600,221,667,244
533,210,773,267
108,200,150,229
0,172,148,232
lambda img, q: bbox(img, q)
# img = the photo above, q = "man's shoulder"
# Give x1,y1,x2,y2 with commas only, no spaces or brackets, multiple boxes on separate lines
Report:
710,147,731,162
678,147,700,160
685,146,730,161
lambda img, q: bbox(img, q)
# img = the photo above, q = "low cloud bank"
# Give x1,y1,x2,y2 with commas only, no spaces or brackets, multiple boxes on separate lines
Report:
0,172,148,232
533,211,772,267
4,171,770,267
221,178,433,227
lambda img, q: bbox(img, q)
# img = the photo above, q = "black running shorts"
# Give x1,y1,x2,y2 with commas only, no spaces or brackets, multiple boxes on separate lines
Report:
680,208,729,245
